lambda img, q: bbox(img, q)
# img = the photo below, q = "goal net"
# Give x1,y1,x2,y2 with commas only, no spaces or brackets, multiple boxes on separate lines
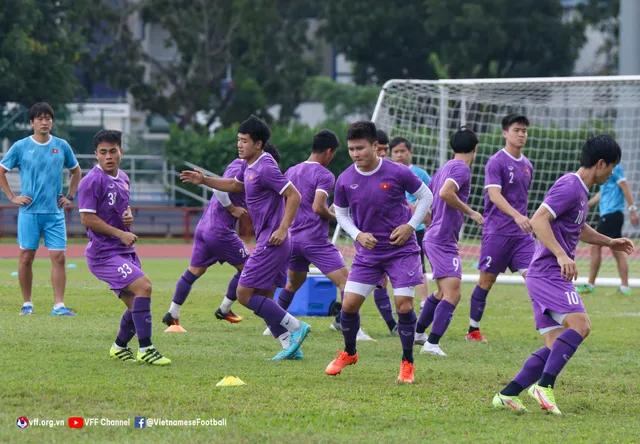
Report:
332,76,640,287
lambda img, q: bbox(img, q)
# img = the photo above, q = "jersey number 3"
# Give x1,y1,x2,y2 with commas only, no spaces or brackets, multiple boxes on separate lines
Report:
108,192,117,206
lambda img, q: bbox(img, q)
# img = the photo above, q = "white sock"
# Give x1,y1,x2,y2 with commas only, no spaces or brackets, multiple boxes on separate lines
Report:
169,302,181,318
113,343,125,350
280,313,301,331
219,297,235,314
469,318,480,328
139,346,152,353
420,300,426,310
278,331,291,349
587,283,595,290
620,285,630,292
23,302,33,308
53,303,65,310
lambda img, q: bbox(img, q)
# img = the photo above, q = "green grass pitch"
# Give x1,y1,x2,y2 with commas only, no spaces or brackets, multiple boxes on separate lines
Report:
1,258,639,442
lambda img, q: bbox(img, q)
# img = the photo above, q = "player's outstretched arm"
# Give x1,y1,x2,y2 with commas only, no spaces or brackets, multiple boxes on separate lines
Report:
486,187,531,233
618,181,640,226
269,184,301,245
0,168,32,206
80,213,138,247
180,169,244,193
587,191,601,209
213,189,247,219
440,180,483,226
312,191,336,222
579,223,635,254
530,205,577,281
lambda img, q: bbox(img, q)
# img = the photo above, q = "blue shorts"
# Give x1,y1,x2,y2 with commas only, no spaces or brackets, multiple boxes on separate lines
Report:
18,212,67,251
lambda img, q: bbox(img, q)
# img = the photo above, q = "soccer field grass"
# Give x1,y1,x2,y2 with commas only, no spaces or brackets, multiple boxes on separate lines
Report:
1,258,639,442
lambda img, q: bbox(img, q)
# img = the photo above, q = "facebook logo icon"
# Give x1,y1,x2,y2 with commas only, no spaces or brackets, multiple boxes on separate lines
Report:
134,417,146,428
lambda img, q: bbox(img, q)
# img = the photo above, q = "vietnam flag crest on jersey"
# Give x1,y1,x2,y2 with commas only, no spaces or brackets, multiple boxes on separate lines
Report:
380,183,390,190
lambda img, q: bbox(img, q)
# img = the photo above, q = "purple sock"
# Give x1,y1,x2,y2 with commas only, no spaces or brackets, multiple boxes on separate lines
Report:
416,293,440,334
373,287,395,324
226,272,240,301
397,309,417,363
247,295,287,330
277,289,296,310
427,300,456,345
132,297,153,348
469,285,489,325
539,329,584,388
340,311,359,355
264,319,288,338
501,347,551,396
334,290,344,324
115,309,135,348
172,270,199,305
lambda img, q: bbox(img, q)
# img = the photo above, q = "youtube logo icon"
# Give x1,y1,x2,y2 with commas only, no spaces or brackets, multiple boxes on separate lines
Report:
68,417,84,429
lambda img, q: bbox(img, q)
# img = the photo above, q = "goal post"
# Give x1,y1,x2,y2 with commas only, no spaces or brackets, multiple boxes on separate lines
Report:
332,76,640,287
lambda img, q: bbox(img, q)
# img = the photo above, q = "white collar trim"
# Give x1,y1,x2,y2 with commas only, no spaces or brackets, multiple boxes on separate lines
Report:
572,173,589,193
354,158,383,176
97,165,120,180
501,148,523,161
247,152,268,169
29,135,52,146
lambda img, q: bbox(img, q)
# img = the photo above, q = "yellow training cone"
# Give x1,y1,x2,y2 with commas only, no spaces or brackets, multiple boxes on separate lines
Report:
164,324,187,333
216,376,246,387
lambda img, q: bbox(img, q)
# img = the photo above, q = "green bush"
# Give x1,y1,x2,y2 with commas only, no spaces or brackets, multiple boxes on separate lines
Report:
164,122,353,183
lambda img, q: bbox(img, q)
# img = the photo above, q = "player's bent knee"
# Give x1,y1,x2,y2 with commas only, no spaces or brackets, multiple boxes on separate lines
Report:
564,313,591,338
129,276,152,297
394,296,413,313
478,272,497,290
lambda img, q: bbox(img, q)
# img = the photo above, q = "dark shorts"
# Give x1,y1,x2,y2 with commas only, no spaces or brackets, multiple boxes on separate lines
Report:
416,229,426,273
597,211,623,239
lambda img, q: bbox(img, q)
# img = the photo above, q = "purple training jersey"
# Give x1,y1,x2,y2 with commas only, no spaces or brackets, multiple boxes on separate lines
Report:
527,173,589,277
285,161,335,244
425,159,471,245
334,158,423,257
196,158,245,238
483,149,534,237
78,166,135,260
234,153,292,244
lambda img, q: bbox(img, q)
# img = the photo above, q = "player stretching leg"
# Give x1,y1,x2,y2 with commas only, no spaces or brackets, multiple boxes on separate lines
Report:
181,115,311,360
417,128,484,356
493,135,633,414
163,158,249,328
325,121,433,383
468,114,535,342
78,130,170,365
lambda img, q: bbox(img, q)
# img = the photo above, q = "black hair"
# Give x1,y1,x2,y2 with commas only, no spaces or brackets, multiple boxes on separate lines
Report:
390,136,412,151
376,129,389,145
93,129,123,150
501,113,529,131
312,129,340,153
263,141,280,164
346,121,377,144
580,134,621,168
450,126,478,154
237,114,271,148
28,102,54,121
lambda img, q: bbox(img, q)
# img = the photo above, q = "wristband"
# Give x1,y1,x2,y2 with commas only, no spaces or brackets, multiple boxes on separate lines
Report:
629,205,638,212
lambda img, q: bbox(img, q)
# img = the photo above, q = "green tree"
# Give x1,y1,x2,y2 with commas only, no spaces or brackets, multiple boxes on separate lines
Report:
0,0,86,110
83,0,317,131
304,77,380,121
322,0,586,83
577,0,619,75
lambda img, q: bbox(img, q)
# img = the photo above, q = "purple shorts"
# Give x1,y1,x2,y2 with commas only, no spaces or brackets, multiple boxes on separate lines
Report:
423,241,462,280
239,239,291,291
87,253,146,297
348,250,423,289
526,275,586,331
190,229,249,268
288,241,346,274
479,234,535,274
